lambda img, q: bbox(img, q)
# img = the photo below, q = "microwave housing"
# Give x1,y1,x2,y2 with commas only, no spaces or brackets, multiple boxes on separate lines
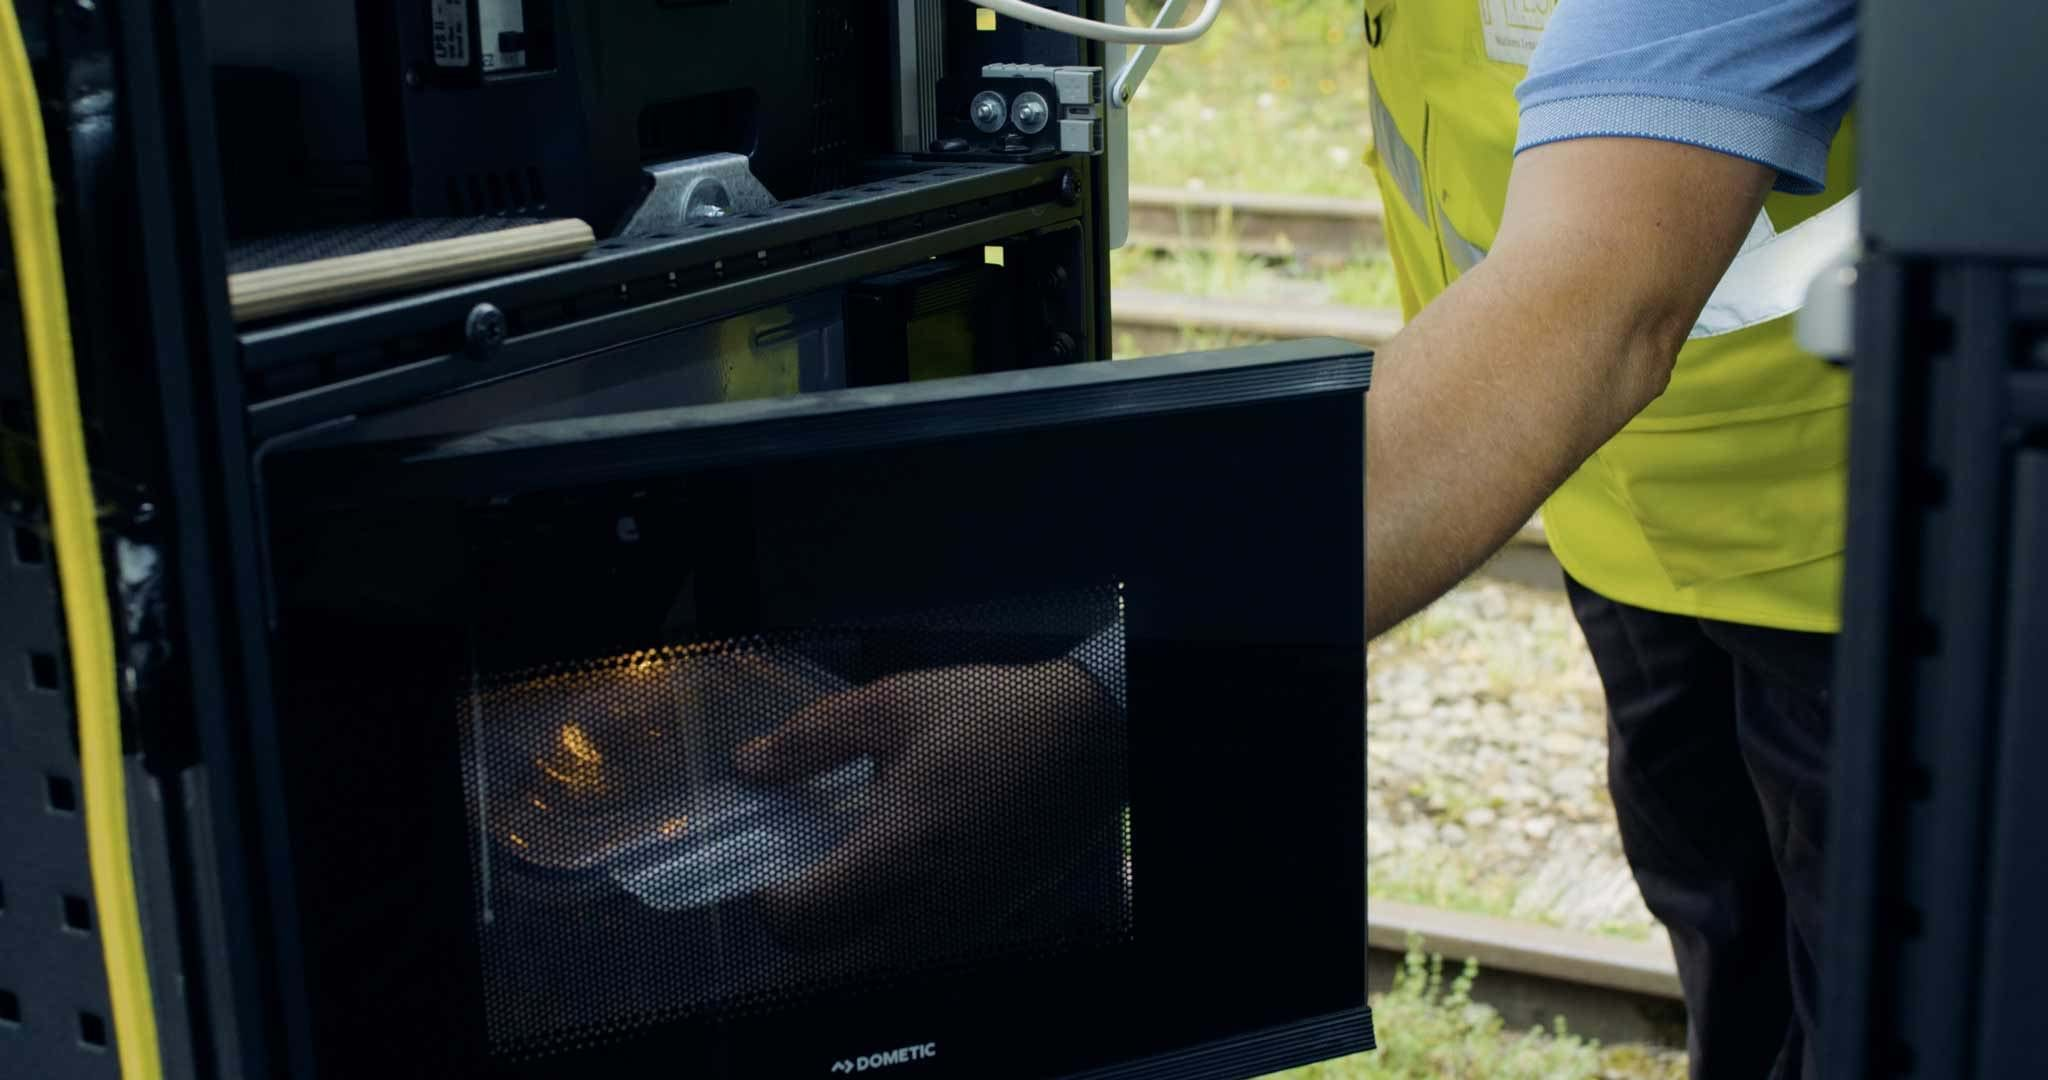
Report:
0,2,1374,1078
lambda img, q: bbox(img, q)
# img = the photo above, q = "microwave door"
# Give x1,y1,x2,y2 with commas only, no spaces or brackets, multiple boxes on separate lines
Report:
260,340,1371,1079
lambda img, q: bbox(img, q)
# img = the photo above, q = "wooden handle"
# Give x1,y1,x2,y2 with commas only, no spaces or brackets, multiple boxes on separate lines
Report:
228,218,597,323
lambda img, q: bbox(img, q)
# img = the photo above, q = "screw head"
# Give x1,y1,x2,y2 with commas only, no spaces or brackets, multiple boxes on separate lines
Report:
465,303,508,358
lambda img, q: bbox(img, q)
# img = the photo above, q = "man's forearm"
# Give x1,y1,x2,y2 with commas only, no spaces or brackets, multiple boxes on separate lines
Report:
1364,138,1773,637
1365,256,1673,634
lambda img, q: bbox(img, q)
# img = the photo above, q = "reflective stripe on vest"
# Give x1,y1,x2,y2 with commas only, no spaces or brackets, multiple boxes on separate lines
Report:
1369,85,1860,338
1368,77,1427,222
1441,209,1485,274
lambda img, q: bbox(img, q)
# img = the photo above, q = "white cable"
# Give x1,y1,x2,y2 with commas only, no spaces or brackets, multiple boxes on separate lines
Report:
969,0,1224,45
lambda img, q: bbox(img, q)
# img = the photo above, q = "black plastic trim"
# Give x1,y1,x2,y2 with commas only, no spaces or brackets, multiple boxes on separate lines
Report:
283,340,1374,497
1061,1008,1376,1080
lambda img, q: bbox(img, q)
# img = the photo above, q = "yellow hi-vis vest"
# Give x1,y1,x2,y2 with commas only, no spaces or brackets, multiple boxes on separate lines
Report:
1362,0,1859,633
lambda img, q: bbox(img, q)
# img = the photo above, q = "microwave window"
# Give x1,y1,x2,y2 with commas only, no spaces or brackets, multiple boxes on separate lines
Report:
459,587,1134,1058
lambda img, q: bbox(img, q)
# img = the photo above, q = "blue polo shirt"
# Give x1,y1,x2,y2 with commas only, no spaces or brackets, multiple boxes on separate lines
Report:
1513,0,1857,195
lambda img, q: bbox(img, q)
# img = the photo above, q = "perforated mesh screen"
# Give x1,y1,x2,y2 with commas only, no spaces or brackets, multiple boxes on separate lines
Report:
460,588,1132,1058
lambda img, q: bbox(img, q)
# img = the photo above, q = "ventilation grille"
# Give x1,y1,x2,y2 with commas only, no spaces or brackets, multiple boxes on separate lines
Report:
444,166,549,216
806,0,867,193
460,587,1134,1060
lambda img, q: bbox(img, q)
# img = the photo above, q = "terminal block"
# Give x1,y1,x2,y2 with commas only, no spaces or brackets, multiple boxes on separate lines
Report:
982,64,1106,155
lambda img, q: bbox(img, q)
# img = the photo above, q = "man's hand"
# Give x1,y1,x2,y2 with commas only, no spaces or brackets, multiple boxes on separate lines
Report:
734,659,1126,952
1366,137,1777,635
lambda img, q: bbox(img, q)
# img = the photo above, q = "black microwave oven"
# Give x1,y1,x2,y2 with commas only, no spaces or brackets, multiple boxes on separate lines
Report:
2,2,1377,1076
248,341,1374,1079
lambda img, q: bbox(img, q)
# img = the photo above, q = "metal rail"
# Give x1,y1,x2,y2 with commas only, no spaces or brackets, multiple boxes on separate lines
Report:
1369,899,1687,1049
1125,184,1385,264
1110,286,1400,353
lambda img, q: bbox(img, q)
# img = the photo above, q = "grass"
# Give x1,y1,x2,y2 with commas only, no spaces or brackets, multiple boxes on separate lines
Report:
1111,1,1401,354
1255,943,1684,1080
1112,326,1269,360
1368,865,1524,922
1324,257,1403,310
1110,246,1400,306
1124,0,1375,197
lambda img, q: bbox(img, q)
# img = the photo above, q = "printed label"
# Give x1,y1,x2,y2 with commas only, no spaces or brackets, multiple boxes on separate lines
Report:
829,1042,939,1073
1477,0,1554,67
431,0,471,68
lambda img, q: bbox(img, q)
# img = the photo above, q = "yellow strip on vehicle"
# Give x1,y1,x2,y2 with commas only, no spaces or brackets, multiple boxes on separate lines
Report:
0,4,165,1075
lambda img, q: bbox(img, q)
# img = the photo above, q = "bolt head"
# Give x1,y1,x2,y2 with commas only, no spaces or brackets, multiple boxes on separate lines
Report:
465,303,508,357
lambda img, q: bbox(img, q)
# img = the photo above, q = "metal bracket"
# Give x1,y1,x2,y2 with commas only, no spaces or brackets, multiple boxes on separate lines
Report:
619,153,778,238
1110,0,1194,107
1104,0,1194,249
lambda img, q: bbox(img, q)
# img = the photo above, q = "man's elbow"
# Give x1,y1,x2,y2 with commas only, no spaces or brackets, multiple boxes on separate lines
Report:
1617,302,1689,417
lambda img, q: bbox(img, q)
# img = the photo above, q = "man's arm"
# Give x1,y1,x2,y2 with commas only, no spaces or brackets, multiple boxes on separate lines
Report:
1365,136,1775,636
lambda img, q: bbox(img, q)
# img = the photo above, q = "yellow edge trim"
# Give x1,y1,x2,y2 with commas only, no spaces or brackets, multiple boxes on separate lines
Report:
1,4,165,1076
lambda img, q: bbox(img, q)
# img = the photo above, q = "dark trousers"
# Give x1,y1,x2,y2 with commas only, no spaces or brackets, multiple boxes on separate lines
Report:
1564,575,1833,1080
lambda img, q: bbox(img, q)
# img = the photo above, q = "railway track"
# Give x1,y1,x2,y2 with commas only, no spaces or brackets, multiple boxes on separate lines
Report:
1370,899,1687,1050
1112,185,1398,355
1125,184,1385,266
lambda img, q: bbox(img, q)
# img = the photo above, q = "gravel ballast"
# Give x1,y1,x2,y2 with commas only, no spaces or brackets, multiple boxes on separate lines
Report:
1368,578,1667,946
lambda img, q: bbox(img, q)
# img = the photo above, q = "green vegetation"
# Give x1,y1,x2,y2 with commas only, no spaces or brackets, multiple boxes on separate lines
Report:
1112,0,1399,350
1109,245,1401,308
1125,0,1374,197
1258,944,1685,1080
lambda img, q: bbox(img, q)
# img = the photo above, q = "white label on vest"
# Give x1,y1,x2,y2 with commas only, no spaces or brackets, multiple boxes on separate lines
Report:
1478,0,1555,67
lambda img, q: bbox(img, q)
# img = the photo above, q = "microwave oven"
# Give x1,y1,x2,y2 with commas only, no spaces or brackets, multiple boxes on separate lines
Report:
1,1,1376,1077
248,340,1374,1078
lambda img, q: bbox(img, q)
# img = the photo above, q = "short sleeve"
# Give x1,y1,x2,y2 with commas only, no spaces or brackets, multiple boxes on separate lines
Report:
1513,0,1857,194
